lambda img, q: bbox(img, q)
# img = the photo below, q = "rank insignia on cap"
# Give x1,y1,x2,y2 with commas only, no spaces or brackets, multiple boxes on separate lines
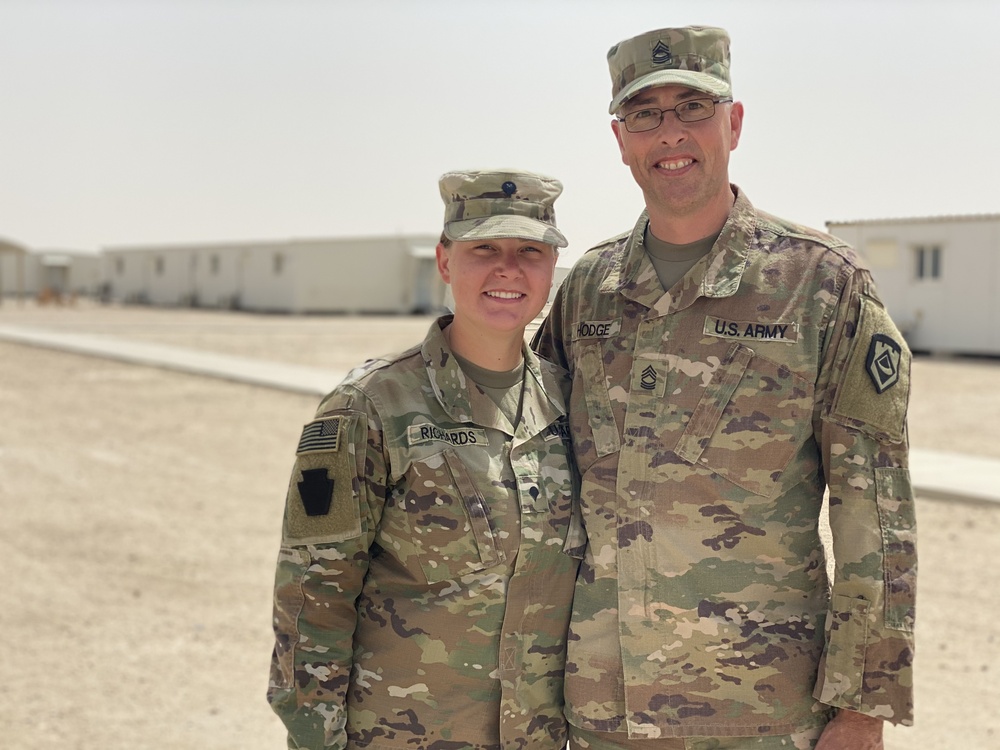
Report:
652,41,672,64
298,468,334,517
501,181,517,196
866,333,902,393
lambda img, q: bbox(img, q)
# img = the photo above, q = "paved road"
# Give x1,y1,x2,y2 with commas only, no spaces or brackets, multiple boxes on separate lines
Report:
2,321,997,505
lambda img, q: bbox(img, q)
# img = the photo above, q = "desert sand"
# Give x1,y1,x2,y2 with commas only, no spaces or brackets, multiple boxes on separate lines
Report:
1,300,997,749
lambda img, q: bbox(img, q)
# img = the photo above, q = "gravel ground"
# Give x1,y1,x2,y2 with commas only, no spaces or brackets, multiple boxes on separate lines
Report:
1,299,997,749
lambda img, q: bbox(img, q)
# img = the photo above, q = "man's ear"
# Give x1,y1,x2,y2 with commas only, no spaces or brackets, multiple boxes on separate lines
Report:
729,101,745,151
611,118,630,166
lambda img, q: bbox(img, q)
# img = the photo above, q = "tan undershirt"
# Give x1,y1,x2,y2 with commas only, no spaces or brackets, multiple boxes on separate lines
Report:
644,225,720,292
452,351,525,427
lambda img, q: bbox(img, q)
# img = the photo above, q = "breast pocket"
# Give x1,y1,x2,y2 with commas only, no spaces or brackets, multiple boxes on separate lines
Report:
569,342,622,474
401,448,506,584
675,343,814,497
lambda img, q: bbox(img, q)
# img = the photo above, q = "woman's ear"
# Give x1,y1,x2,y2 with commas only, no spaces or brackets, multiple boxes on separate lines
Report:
435,242,451,284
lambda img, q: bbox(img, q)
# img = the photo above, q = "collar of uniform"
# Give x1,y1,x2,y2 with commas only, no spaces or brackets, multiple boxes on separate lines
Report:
604,186,757,312
421,316,475,423
700,186,756,298
516,344,568,442
421,318,567,434
600,210,659,308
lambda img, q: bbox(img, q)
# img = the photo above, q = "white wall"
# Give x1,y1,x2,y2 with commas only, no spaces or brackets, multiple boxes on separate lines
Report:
293,238,409,313
66,254,102,295
99,235,442,313
830,216,1000,354
0,252,36,295
240,243,296,312
104,249,150,302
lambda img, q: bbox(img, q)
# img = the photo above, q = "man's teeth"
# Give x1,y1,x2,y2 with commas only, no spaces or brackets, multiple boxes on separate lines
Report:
487,291,523,299
657,159,693,171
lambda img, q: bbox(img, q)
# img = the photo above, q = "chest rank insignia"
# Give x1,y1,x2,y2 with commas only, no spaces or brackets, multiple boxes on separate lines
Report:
866,333,902,393
640,364,657,390
652,40,672,64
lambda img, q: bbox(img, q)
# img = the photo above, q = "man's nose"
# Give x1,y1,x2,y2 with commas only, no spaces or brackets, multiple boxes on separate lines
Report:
656,112,688,147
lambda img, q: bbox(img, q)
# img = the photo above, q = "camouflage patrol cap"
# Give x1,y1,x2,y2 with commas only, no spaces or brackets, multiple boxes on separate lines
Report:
607,26,732,114
439,169,568,248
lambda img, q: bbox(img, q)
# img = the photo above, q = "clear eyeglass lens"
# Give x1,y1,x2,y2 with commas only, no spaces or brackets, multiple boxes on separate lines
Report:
623,99,718,131
676,99,715,122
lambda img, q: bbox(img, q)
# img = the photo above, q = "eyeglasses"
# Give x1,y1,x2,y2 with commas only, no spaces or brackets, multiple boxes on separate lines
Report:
616,98,733,133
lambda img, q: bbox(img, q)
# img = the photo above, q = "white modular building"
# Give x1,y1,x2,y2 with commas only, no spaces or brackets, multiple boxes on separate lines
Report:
0,240,102,299
827,213,1000,355
101,235,445,314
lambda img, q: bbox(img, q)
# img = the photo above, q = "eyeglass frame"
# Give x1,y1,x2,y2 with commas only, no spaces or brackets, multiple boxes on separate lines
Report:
615,97,734,133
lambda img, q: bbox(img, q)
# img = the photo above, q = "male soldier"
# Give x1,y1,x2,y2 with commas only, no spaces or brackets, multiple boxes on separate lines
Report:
532,26,915,750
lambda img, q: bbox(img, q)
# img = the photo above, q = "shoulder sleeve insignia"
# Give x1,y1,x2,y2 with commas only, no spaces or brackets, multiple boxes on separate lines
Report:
866,333,902,393
296,416,341,455
297,468,334,517
284,412,365,544
830,295,910,443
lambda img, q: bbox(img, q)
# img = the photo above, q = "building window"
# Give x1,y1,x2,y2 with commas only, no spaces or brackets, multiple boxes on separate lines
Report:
155,257,164,275
115,258,124,276
210,255,220,275
914,245,942,280
273,253,284,275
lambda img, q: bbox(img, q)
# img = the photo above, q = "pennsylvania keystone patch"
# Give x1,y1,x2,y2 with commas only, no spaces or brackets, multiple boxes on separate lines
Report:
298,468,334,517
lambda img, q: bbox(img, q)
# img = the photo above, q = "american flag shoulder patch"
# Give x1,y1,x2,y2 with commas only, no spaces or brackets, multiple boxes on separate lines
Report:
297,417,342,455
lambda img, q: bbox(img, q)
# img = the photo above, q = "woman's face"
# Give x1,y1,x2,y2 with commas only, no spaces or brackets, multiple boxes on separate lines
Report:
436,237,557,337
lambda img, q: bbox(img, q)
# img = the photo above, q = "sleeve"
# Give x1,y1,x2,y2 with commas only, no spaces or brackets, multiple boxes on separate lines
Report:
267,387,390,749
812,267,916,726
531,280,571,372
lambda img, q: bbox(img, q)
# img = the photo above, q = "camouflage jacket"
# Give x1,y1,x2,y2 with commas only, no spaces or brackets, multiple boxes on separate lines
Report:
532,188,916,739
268,317,585,750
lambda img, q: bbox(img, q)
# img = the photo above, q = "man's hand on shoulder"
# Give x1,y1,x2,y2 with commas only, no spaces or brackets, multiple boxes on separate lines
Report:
815,710,884,750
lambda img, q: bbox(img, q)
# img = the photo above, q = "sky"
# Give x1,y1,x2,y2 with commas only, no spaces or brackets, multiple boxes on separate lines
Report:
1,0,998,265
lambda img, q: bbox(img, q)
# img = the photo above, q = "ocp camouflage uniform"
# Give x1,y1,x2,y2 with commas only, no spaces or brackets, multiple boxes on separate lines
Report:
269,317,585,750
532,188,916,740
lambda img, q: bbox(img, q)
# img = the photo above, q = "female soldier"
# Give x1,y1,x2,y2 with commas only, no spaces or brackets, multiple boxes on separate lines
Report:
268,169,584,750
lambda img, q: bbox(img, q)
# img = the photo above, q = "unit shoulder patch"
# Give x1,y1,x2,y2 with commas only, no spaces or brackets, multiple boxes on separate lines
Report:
830,296,910,442
284,411,365,544
866,333,902,393
297,468,334,516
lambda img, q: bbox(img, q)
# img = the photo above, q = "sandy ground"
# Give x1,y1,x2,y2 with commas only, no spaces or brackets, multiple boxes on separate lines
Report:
1,299,998,749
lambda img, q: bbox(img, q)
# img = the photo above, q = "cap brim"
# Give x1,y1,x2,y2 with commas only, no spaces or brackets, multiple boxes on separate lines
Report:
444,215,568,248
609,70,731,114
